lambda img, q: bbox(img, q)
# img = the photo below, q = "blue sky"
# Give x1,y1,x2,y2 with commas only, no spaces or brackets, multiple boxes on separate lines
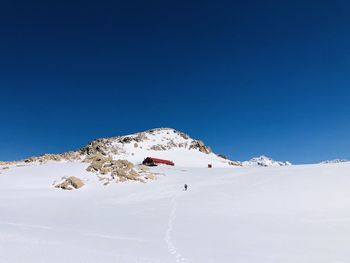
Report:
0,0,349,163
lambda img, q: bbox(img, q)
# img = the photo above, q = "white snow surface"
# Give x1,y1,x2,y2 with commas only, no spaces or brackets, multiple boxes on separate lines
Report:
1,161,350,263
242,155,292,167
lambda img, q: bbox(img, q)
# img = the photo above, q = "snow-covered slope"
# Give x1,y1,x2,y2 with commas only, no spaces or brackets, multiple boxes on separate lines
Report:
1,162,350,263
242,155,292,167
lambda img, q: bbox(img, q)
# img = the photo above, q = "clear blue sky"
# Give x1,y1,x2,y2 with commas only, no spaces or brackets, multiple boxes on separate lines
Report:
0,0,349,163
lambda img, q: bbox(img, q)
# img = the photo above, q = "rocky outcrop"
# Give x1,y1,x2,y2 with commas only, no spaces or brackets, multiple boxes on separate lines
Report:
86,155,147,183
85,154,112,172
228,161,242,166
189,140,212,154
80,139,111,156
217,154,228,159
215,154,241,166
54,176,85,190
118,133,149,144
150,145,167,151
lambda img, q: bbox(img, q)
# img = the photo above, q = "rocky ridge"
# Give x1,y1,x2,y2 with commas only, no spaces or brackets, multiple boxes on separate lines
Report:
54,176,85,190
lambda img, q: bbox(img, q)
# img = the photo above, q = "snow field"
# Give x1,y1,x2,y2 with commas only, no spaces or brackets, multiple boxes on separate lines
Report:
0,162,350,262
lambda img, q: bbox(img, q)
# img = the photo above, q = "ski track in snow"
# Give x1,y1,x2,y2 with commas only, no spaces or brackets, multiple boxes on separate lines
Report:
165,191,188,263
0,221,53,230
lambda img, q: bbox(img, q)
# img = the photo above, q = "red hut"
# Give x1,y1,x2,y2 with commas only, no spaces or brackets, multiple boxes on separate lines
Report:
143,157,175,166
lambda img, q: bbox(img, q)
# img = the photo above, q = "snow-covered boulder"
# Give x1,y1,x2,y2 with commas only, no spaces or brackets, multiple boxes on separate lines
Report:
54,176,85,190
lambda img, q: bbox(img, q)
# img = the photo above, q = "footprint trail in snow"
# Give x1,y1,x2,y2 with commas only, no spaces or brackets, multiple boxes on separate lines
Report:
165,192,188,263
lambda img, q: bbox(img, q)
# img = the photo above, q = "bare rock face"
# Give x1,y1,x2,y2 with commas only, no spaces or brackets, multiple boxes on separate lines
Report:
215,154,241,167
150,145,166,151
228,161,242,166
134,133,148,142
217,154,228,160
174,130,189,140
121,137,133,144
55,176,85,190
178,142,188,148
189,140,212,154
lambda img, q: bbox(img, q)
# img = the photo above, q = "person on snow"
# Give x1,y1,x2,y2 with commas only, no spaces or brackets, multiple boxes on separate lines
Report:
184,184,188,191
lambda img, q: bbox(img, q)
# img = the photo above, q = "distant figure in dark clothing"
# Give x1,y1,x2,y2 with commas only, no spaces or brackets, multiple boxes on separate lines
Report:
184,184,188,191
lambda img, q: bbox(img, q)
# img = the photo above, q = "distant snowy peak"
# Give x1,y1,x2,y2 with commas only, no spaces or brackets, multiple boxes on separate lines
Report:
242,156,292,167
321,159,349,164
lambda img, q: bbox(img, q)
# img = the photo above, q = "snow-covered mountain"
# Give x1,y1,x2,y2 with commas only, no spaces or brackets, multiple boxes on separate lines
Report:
0,128,240,186
1,128,238,168
321,159,349,164
78,128,239,167
242,155,292,167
